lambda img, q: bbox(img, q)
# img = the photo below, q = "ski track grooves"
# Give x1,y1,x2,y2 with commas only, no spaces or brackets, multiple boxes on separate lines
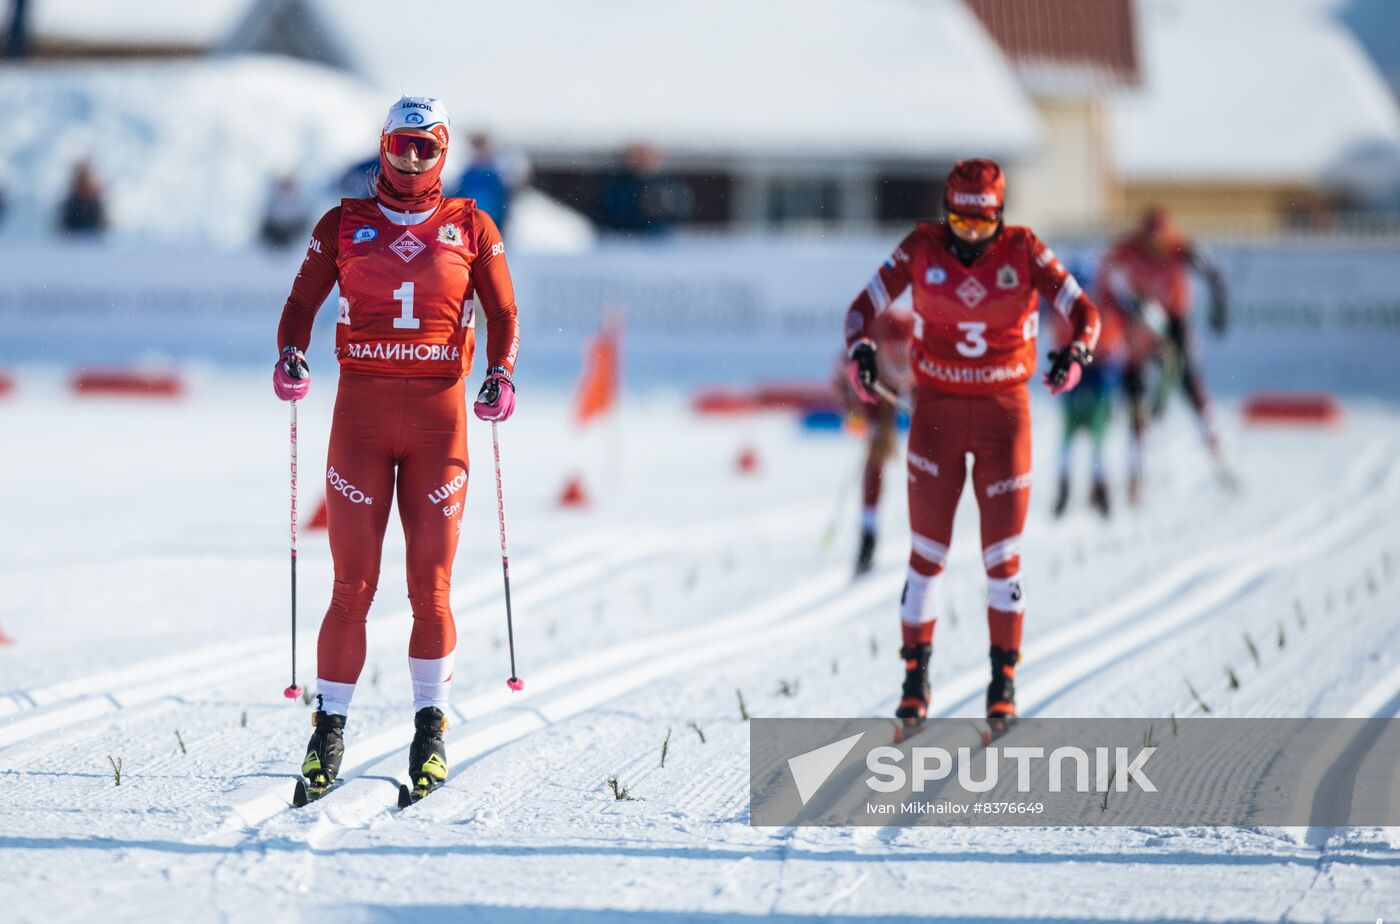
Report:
216,546,910,848
0,530,612,749
793,437,1396,828
932,436,1396,721
229,437,1393,857
0,501,814,752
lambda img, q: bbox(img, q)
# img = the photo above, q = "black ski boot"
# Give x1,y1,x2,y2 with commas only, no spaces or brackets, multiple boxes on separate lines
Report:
399,706,449,807
293,710,346,806
985,646,1020,740
854,528,877,576
894,643,932,731
1051,474,1071,518
1089,478,1111,519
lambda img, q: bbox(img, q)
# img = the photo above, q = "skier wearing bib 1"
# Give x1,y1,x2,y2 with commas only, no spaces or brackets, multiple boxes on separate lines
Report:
843,159,1100,735
272,97,520,801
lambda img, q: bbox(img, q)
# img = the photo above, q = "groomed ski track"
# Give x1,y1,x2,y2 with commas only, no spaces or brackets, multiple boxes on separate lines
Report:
1,379,1398,922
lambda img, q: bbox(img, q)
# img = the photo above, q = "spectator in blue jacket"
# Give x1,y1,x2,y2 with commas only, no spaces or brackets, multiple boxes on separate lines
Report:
452,134,512,230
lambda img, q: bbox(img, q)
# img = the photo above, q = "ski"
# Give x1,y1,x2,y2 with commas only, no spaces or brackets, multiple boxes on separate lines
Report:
397,778,443,808
291,776,338,807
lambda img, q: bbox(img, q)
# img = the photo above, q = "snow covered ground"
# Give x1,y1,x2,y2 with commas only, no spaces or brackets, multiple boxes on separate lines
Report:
1,370,1399,922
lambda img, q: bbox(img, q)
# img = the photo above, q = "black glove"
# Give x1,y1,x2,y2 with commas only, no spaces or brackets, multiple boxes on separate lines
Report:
280,345,309,381
1044,342,1092,387
476,365,513,404
848,340,878,393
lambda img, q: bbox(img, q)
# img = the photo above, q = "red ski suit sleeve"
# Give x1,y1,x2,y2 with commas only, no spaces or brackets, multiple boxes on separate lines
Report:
469,210,520,374
277,207,342,353
1026,230,1100,353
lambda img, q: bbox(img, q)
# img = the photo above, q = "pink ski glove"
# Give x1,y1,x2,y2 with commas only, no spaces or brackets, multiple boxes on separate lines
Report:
474,366,516,421
847,340,879,405
1043,343,1089,397
273,347,310,401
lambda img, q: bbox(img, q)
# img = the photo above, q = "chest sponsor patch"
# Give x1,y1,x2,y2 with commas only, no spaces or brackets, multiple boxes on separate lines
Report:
996,265,1019,289
390,229,426,262
437,223,464,246
956,276,987,308
352,225,378,244
925,266,947,285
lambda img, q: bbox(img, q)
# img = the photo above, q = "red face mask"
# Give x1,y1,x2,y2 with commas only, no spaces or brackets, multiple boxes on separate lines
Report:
375,131,448,213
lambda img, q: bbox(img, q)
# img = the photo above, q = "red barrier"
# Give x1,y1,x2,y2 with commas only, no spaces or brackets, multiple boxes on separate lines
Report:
71,369,185,398
1241,392,1342,426
693,381,838,415
0,371,14,398
752,382,837,411
692,389,760,415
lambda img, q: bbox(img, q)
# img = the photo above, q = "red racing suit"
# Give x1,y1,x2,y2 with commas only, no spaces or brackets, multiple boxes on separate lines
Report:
845,221,1099,652
277,197,519,712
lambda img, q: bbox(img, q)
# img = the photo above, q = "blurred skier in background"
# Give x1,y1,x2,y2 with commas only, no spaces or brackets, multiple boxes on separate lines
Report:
834,307,913,576
272,96,520,805
1050,255,1126,519
843,159,1100,736
1096,207,1232,501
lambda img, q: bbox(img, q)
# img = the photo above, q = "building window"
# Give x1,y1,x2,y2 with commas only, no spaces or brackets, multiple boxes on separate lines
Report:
532,168,731,231
765,177,841,227
876,175,944,224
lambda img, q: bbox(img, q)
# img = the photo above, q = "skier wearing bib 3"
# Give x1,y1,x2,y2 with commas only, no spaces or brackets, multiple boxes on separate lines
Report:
843,159,1100,735
273,96,520,801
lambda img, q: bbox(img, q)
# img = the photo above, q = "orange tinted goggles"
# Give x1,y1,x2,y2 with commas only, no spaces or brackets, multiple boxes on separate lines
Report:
947,211,1000,236
383,132,443,159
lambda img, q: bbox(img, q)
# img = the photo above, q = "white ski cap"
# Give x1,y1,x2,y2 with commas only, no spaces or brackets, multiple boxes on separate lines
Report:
382,96,451,138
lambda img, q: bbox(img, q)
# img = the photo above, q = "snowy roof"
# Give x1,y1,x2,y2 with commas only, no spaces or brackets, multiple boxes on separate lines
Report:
1112,0,1400,183
30,0,252,48
223,0,1040,162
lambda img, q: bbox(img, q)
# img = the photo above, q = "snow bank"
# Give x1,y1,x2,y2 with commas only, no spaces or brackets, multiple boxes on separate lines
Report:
0,56,383,246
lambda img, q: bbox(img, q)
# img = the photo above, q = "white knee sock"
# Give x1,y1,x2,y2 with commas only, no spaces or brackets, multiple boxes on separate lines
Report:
314,679,356,717
900,567,943,626
987,572,1027,613
409,652,456,712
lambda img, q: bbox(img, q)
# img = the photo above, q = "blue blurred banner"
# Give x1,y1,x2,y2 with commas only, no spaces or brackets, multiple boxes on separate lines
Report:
2,237,1398,395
